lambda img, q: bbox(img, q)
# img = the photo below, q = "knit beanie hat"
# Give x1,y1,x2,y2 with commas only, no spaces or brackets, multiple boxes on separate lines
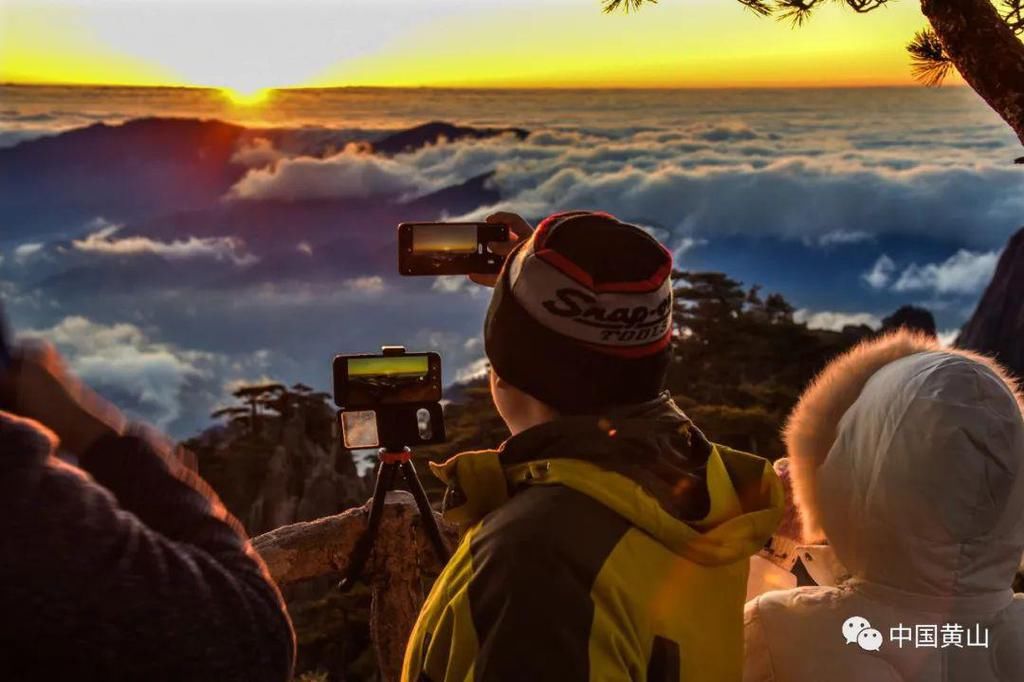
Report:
484,211,674,415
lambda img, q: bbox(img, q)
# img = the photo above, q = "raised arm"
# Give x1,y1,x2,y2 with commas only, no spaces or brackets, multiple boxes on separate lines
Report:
0,343,295,680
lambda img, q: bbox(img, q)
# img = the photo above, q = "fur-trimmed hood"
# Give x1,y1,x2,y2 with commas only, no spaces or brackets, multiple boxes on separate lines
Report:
784,330,1024,597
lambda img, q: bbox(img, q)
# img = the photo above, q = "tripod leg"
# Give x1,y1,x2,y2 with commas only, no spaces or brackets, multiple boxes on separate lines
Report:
400,460,451,565
338,461,399,592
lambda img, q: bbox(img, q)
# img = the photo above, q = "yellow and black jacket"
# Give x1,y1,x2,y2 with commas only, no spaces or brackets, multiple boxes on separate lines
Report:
403,395,783,682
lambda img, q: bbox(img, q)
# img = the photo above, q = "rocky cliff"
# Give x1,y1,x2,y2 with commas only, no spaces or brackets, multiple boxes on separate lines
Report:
187,397,370,536
957,226,1024,377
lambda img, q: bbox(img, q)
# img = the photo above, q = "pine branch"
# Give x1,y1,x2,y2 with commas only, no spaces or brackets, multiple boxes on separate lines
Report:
843,0,889,14
1003,0,1024,35
907,28,954,87
775,0,826,27
739,0,774,16
603,0,656,13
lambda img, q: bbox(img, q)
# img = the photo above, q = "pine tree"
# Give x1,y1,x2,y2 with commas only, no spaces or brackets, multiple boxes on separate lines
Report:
669,270,864,456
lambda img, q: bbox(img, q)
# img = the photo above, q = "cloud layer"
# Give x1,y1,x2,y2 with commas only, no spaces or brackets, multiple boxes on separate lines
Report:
228,143,436,201
22,316,209,429
794,309,881,331
73,222,258,265
223,105,1023,250
864,250,1000,296
6,86,1021,440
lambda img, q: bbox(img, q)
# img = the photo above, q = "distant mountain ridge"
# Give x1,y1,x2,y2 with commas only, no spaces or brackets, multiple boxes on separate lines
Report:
0,117,524,245
3,114,508,295
370,121,528,155
0,118,248,242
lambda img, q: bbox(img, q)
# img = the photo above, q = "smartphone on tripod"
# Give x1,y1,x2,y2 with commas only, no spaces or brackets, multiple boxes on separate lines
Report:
332,348,445,449
331,346,451,590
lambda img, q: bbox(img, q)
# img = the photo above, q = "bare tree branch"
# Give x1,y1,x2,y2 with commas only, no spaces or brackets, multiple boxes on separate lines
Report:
907,29,954,87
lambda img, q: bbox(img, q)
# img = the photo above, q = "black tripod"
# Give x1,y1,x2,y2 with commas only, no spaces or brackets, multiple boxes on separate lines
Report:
338,446,451,591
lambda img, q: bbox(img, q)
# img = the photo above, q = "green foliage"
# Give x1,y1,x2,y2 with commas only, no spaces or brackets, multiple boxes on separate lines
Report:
413,382,510,498
186,383,352,527
667,270,866,458
907,29,954,87
602,0,655,13
187,384,371,681
429,384,509,455
410,270,869,467
882,304,937,337
604,0,891,21
286,582,375,681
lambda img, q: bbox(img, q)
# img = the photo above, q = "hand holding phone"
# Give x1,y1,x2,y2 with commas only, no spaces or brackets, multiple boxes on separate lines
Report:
398,221,509,276
468,212,535,287
397,212,534,282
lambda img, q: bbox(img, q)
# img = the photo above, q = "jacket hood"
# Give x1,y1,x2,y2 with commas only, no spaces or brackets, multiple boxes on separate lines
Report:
785,330,1024,598
433,395,783,566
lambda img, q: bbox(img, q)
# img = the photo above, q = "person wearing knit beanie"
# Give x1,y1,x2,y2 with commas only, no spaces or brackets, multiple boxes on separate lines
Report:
403,210,783,682
483,210,674,417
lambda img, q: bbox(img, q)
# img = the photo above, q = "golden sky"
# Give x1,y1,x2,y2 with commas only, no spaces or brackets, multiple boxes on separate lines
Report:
0,0,942,93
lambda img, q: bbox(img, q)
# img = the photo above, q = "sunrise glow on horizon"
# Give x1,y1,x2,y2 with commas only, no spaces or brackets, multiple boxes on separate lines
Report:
0,0,951,91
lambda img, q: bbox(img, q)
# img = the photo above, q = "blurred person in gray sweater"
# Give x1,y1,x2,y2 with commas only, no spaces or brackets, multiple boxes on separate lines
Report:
0,340,295,681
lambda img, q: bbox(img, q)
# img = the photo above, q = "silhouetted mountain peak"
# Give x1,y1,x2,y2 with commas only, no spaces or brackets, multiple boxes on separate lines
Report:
1,116,245,158
882,305,937,338
0,117,250,241
957,226,1024,377
371,121,528,155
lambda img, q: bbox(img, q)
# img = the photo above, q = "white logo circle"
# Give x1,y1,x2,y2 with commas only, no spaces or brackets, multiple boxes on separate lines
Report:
857,628,884,652
842,616,872,645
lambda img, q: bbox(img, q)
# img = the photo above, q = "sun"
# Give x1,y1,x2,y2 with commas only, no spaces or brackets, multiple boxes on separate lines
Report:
221,87,272,107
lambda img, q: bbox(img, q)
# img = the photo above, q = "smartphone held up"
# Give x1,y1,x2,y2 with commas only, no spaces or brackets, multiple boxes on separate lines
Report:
398,222,509,276
330,220,513,448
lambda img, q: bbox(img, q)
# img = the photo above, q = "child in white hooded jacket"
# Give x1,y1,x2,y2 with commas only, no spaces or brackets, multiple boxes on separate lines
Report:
744,330,1024,682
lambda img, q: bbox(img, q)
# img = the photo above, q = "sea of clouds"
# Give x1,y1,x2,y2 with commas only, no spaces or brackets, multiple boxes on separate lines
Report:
1,86,1021,436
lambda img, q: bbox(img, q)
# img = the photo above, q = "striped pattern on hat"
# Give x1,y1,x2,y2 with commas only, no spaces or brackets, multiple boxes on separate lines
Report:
484,211,676,415
506,212,673,356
